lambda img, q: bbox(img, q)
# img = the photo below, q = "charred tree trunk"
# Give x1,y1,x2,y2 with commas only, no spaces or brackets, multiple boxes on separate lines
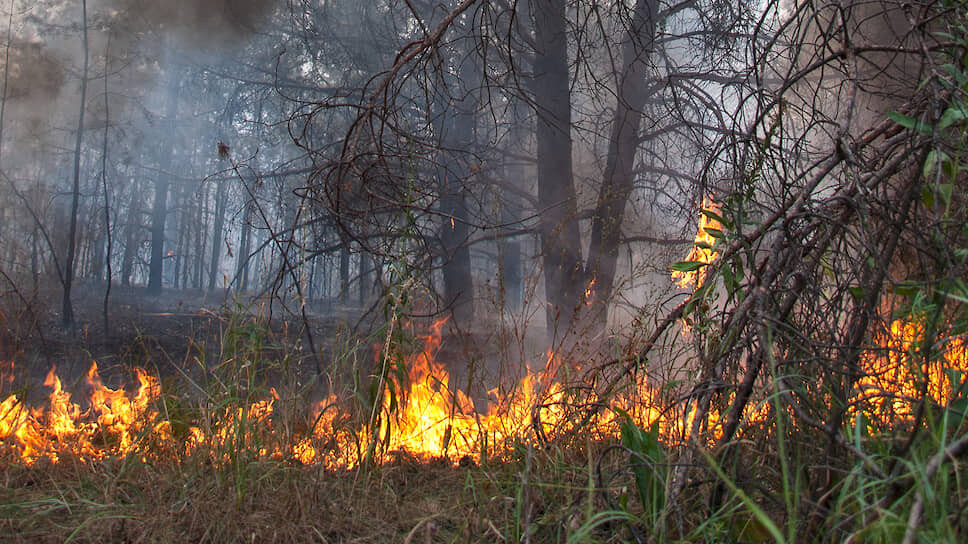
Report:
193,183,208,289
499,102,528,312
339,238,349,303
207,178,228,291
100,38,112,331
236,200,253,292
438,40,477,327
359,251,373,307
120,188,141,287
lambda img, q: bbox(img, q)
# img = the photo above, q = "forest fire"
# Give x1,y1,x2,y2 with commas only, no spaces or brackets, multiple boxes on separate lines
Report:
1,313,965,468
0,318,684,468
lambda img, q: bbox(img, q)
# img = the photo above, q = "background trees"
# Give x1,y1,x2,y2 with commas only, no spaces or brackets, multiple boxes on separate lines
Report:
0,0,959,397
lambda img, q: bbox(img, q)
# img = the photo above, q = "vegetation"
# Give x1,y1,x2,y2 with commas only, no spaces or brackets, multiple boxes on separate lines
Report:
1,0,968,542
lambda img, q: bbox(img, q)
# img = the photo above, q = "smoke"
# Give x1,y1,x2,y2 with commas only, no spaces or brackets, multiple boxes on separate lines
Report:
104,0,276,48
1,37,65,105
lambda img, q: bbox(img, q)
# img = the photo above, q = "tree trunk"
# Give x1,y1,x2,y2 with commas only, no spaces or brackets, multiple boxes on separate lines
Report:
359,251,373,307
339,238,349,303
100,36,112,332
62,0,89,327
499,101,527,312
120,187,140,287
532,0,583,339
438,39,477,327
193,183,207,289
584,0,657,324
236,201,253,292
208,179,228,290
147,65,180,296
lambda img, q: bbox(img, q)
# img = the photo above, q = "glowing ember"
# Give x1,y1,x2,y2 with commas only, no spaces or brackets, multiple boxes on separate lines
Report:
584,277,596,304
672,196,722,289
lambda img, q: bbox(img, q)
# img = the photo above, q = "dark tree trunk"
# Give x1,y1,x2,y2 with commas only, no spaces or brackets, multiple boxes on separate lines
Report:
438,42,477,326
359,251,373,307
584,0,657,322
100,37,112,332
236,202,253,292
62,0,89,327
339,238,349,303
120,190,140,287
532,0,583,339
194,185,207,289
147,68,180,296
147,176,169,295
499,101,528,312
207,179,228,290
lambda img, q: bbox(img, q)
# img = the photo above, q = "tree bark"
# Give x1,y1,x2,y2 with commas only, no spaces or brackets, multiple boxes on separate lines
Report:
120,186,140,287
147,64,180,296
100,35,112,331
499,101,528,312
584,0,657,323
438,36,477,327
532,0,583,339
62,0,89,327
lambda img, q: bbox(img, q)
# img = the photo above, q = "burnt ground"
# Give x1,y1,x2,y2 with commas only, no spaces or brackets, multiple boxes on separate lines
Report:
0,280,546,411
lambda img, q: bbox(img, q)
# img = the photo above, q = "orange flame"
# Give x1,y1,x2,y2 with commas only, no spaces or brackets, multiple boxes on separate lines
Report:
855,319,968,426
2,313,962,467
672,197,722,289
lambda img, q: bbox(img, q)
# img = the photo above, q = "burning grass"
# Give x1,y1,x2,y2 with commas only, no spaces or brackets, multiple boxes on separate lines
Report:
0,314,695,471
1,306,967,541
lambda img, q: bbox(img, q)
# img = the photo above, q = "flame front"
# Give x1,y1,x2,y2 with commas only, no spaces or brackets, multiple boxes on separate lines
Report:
2,312,965,467
0,321,680,467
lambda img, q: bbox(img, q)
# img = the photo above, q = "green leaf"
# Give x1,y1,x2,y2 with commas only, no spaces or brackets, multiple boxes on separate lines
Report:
722,263,736,295
848,286,865,300
887,111,917,129
922,186,935,208
617,413,666,524
892,283,919,297
942,159,959,179
670,260,707,273
937,183,954,206
703,227,724,239
923,149,941,179
700,209,727,225
939,104,968,129
887,111,932,134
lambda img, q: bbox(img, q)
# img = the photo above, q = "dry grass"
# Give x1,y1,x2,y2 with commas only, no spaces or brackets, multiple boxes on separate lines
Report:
0,443,618,543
